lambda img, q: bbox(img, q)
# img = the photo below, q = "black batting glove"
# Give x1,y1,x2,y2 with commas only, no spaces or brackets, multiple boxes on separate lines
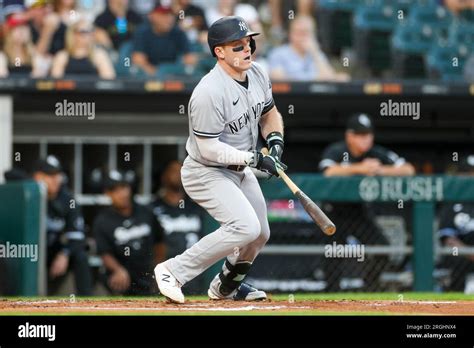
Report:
249,151,288,177
266,131,284,160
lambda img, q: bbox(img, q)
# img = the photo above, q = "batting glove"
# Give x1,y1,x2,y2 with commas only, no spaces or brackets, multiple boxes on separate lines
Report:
249,151,288,177
266,131,284,160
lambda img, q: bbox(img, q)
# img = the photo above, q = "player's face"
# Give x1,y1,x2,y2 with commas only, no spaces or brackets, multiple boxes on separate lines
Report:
149,12,176,33
346,131,374,155
106,184,132,210
34,172,63,199
290,20,313,51
162,161,182,190
218,36,253,71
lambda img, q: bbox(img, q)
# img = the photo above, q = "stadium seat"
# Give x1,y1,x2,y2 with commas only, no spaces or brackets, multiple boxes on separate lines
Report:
408,4,453,38
448,21,474,47
391,22,436,78
115,41,136,77
317,0,367,56
426,42,470,81
459,9,474,23
353,4,399,75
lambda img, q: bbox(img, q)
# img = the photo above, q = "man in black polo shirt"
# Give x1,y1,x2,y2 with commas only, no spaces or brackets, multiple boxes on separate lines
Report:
319,113,415,176
438,155,474,292
32,156,93,296
318,113,415,291
93,170,165,295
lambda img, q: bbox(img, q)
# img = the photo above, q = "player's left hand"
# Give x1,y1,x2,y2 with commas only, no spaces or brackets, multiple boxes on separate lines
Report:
266,132,284,160
250,151,288,177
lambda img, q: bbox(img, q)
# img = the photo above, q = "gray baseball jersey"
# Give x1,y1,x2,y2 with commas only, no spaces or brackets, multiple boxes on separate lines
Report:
185,62,275,166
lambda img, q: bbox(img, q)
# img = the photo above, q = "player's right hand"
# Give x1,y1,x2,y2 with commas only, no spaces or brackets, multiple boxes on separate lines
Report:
109,267,131,292
250,151,288,177
357,158,382,176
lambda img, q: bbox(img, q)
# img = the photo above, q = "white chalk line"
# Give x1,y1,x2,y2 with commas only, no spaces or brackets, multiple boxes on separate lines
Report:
51,305,310,312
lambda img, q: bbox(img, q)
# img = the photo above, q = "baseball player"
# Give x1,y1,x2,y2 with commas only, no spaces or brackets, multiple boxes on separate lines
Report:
154,16,287,303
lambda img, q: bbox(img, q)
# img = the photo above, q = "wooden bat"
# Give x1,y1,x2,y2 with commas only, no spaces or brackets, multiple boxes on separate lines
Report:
262,148,336,236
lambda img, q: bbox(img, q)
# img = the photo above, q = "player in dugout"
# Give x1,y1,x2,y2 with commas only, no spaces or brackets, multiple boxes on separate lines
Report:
319,113,415,291
93,170,166,295
32,155,93,296
438,154,474,292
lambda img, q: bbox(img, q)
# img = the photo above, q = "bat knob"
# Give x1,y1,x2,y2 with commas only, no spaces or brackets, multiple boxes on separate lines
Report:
324,225,336,236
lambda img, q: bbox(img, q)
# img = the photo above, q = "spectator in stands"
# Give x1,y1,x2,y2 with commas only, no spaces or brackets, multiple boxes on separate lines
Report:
268,16,349,82
0,12,48,77
150,160,206,295
444,0,474,15
131,4,197,77
171,0,208,52
32,155,93,296
267,0,316,44
438,154,474,292
34,0,77,56
93,170,166,295
51,19,116,79
318,113,415,291
205,0,260,28
94,0,142,51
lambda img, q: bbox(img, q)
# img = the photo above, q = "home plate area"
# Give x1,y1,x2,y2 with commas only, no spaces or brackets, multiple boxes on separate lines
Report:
1,298,474,315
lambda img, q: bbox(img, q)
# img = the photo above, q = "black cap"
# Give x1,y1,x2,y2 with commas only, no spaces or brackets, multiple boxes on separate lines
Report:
458,155,474,173
346,113,374,134
33,155,63,175
103,170,134,191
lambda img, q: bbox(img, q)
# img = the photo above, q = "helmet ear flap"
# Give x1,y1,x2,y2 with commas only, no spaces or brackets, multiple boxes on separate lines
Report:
250,36,256,55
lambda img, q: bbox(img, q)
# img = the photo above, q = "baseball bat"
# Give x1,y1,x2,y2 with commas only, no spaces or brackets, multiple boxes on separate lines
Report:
262,148,336,236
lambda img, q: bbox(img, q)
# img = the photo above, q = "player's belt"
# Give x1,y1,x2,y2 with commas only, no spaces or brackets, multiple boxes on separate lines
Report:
227,165,246,172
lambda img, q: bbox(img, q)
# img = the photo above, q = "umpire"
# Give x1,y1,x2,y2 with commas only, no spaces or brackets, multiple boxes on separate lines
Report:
93,170,166,295
32,156,93,296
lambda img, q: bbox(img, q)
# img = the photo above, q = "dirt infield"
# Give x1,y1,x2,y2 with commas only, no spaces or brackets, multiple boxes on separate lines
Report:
1,298,474,315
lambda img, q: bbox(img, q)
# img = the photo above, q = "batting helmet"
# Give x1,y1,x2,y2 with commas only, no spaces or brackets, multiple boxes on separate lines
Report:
207,16,260,57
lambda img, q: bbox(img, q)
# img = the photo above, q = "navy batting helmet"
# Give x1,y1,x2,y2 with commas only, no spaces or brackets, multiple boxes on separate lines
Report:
207,16,260,57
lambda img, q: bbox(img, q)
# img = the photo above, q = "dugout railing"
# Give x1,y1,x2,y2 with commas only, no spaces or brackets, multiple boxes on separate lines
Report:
204,175,474,292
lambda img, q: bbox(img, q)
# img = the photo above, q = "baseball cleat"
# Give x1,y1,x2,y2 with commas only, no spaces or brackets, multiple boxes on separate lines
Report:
208,275,267,301
154,263,185,304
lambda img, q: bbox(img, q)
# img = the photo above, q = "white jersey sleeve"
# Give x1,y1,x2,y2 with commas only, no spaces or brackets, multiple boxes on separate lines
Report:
189,87,225,138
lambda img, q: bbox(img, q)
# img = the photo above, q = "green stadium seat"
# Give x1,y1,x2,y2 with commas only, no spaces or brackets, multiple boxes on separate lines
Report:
409,4,453,38
459,9,474,23
392,22,438,78
448,21,474,47
426,42,471,81
317,0,367,56
353,4,399,75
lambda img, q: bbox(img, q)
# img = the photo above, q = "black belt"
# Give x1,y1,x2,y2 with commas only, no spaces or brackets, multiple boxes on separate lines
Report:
227,165,246,172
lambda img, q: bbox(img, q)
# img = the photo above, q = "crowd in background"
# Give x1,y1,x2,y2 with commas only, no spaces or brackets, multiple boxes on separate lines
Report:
0,0,472,81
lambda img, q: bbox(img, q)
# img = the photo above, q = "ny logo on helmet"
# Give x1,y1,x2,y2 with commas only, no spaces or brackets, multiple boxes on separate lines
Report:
238,21,248,32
